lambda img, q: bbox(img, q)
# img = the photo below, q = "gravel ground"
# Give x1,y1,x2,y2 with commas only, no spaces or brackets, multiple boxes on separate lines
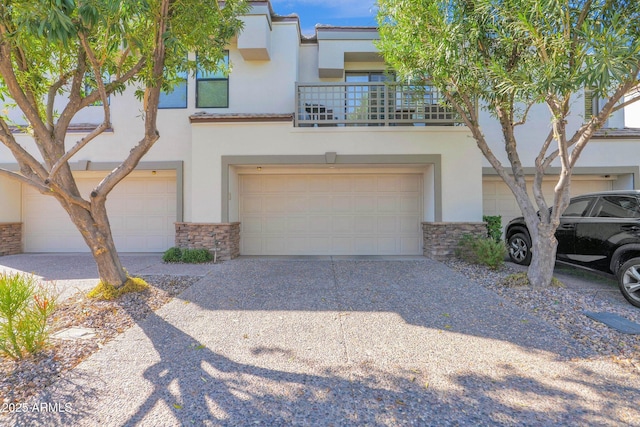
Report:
0,275,201,406
443,259,640,372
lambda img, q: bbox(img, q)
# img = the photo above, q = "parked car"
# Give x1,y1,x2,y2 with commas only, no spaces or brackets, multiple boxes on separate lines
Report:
505,190,640,308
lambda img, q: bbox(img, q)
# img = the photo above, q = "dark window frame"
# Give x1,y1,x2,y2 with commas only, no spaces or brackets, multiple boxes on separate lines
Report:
196,51,229,108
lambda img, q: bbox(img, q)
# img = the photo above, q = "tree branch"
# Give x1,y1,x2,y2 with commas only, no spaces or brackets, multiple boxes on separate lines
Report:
115,47,132,80
0,168,50,193
79,31,110,117
47,181,91,211
535,129,555,169
513,101,535,127
610,84,640,114
77,57,146,110
568,79,638,168
46,71,75,132
48,123,110,181
568,0,593,70
94,0,169,198
0,118,49,180
48,33,113,182
444,86,533,218
55,45,88,139
0,40,51,144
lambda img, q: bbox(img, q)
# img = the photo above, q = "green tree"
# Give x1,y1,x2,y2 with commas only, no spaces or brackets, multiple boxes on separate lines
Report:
377,0,640,287
0,0,247,288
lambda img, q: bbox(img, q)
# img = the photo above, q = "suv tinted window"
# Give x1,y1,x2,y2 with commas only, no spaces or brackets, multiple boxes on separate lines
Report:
592,196,640,218
562,198,593,217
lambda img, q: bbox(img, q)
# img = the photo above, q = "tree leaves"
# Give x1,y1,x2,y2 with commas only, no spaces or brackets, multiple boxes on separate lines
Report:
0,0,249,108
377,0,640,107
377,0,640,287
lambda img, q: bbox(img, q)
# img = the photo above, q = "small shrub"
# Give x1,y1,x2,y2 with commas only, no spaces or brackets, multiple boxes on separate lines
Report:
163,247,212,264
163,247,182,263
180,248,212,264
87,276,149,301
0,273,57,360
456,234,507,270
483,215,502,242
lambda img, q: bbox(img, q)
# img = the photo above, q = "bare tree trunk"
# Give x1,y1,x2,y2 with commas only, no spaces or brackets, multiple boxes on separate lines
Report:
91,239,128,287
527,222,558,288
65,202,128,287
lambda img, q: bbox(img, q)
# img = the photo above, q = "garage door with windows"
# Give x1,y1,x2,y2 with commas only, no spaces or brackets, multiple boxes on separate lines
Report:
23,171,177,252
239,173,423,255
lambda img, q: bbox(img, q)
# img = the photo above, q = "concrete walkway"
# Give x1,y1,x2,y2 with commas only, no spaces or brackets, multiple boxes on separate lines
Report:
2,255,639,426
0,253,217,301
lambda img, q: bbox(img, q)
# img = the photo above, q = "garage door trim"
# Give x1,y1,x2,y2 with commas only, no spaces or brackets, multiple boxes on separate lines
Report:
222,154,441,223
78,160,183,221
482,166,639,190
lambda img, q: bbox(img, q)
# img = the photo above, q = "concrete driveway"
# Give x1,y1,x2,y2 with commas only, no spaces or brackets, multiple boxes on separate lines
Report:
2,255,639,426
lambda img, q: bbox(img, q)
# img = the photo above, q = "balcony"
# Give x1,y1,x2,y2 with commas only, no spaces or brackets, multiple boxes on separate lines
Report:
295,82,463,127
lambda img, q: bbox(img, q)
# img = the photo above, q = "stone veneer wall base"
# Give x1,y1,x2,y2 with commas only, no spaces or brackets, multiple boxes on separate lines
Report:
0,223,23,256
422,222,487,260
174,222,240,261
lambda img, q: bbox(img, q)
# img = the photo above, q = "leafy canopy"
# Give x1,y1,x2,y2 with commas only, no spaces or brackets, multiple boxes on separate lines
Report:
0,0,248,114
377,0,640,113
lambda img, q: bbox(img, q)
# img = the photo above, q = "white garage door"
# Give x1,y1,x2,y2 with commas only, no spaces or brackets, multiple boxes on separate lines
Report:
23,171,177,252
483,176,614,227
239,173,423,255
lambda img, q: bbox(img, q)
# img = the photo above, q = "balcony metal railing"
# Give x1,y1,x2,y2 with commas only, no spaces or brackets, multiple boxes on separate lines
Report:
295,82,462,127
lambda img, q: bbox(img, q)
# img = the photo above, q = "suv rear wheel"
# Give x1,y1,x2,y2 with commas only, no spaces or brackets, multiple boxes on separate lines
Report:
618,257,640,308
508,232,532,265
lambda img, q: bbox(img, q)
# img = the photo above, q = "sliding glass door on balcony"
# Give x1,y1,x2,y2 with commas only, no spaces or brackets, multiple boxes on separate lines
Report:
345,73,393,126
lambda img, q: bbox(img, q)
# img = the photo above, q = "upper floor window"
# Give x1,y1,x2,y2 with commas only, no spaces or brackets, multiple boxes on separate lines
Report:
345,72,395,124
196,51,229,108
345,72,394,84
584,88,599,121
159,71,188,109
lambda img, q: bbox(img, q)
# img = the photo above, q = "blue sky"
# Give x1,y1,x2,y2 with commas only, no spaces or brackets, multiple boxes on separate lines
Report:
270,0,379,36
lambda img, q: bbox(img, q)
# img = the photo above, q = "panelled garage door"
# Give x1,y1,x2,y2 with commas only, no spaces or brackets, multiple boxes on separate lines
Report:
23,171,177,252
483,177,614,227
239,173,423,255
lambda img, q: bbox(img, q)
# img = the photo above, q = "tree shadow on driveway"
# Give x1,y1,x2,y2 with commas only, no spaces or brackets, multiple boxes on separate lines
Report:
28,307,638,426
9,258,640,426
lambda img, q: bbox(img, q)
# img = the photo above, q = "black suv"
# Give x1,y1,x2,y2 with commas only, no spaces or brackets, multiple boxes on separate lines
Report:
505,190,640,308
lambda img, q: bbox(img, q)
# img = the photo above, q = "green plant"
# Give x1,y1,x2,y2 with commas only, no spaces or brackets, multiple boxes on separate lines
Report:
483,215,502,242
163,247,183,263
163,247,213,264
180,248,213,264
0,273,56,360
456,234,507,270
